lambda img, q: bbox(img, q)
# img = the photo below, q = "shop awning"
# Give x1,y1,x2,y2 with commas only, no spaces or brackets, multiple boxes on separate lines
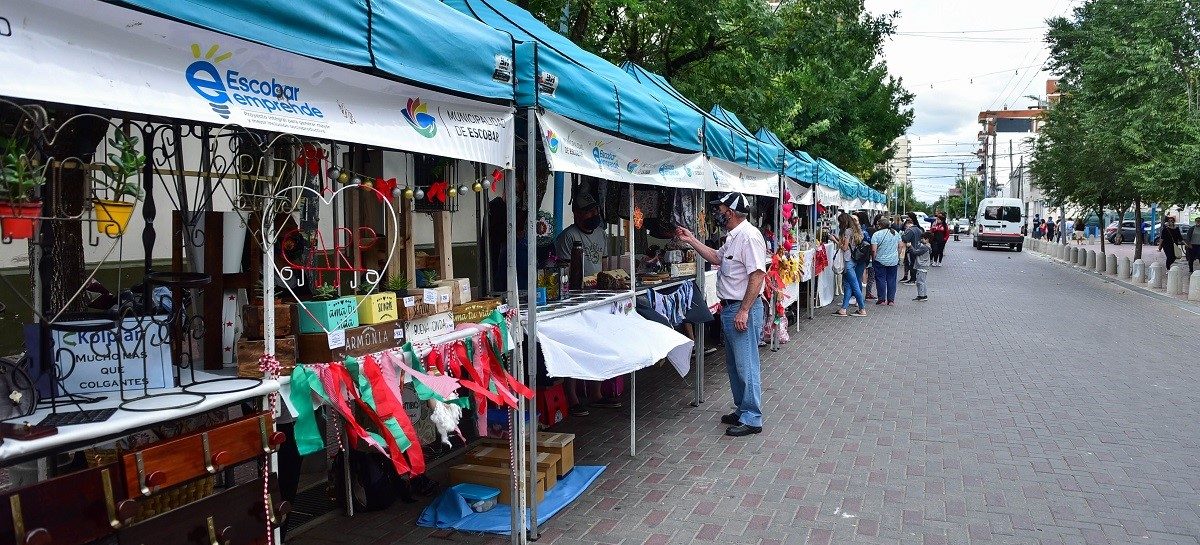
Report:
112,0,517,101
756,128,815,186
4,0,517,167
446,0,692,151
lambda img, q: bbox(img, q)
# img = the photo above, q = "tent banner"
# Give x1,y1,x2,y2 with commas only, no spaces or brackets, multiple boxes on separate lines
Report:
707,157,779,198
785,179,812,205
0,0,515,167
537,111,706,189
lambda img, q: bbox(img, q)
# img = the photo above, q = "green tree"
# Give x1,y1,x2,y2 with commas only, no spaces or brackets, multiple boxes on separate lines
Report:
523,0,914,190
1033,0,1200,259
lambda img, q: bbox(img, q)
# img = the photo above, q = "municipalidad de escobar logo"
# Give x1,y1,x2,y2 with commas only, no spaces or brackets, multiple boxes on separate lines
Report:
185,43,324,120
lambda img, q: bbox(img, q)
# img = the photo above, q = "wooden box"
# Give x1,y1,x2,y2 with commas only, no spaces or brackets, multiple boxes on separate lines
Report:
236,336,297,379
670,262,696,278
448,464,544,506
297,296,359,334
117,476,283,545
240,301,294,340
453,298,501,324
408,287,453,314
397,293,436,322
119,412,281,499
354,292,399,324
296,320,404,364
435,278,473,305
466,446,561,490
414,252,440,269
0,463,129,545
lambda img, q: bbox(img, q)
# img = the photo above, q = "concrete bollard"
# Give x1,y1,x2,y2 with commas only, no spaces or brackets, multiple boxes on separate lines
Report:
1096,252,1106,272
1182,267,1192,295
1132,259,1146,284
1149,262,1165,289
1117,257,1130,279
1190,272,1200,301
1077,247,1087,266
1071,247,1080,264
1166,265,1185,294
1086,250,1097,270
1105,253,1117,275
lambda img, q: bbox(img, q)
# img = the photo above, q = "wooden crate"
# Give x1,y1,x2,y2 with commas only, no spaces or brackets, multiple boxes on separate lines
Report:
240,301,294,340
466,447,561,490
236,336,297,379
296,320,404,364
448,464,544,506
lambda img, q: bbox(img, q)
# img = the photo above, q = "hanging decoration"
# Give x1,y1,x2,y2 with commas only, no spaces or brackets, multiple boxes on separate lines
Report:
373,177,398,202
427,181,449,203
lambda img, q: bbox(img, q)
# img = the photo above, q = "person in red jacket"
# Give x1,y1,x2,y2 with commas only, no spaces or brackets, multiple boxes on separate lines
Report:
929,213,950,267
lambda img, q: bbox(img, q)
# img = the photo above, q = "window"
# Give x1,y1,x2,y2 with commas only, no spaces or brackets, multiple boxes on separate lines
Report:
984,206,1021,223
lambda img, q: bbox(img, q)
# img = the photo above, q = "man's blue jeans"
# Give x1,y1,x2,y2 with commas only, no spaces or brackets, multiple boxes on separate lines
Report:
721,298,764,427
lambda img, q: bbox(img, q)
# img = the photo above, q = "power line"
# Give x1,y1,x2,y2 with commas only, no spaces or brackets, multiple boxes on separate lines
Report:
896,26,1046,34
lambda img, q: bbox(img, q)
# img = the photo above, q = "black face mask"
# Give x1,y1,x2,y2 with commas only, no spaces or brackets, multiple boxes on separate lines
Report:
581,215,602,231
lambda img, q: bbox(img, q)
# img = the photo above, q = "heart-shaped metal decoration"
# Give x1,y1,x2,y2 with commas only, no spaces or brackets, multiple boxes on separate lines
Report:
259,180,401,335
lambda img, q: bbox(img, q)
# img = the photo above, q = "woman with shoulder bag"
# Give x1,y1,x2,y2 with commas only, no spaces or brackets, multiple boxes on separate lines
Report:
1159,216,1184,271
833,213,868,317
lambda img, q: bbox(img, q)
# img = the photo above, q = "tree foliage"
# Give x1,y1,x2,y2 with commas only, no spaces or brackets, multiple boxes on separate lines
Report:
930,176,984,219
1031,0,1200,257
520,0,914,189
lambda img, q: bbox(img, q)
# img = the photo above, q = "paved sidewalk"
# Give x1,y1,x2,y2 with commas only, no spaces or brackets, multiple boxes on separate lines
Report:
292,241,1200,544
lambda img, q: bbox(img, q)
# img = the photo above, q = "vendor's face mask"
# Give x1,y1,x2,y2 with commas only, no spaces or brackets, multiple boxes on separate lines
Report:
715,208,734,230
581,214,603,231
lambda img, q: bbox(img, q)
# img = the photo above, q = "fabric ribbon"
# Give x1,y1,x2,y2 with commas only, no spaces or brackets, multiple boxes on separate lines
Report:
373,177,397,202
427,181,449,203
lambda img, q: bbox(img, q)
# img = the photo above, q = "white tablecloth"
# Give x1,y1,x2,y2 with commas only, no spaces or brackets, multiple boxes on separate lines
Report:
1,376,279,463
537,308,694,381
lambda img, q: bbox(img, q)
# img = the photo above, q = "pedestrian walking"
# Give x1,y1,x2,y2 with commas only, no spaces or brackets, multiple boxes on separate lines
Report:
1188,217,1200,273
929,213,949,266
1045,218,1056,243
909,231,933,301
1072,217,1086,245
901,213,923,283
675,192,766,437
871,215,903,305
832,213,868,317
1158,216,1184,271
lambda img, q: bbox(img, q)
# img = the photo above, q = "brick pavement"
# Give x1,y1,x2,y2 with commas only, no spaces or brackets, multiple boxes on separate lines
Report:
292,240,1200,544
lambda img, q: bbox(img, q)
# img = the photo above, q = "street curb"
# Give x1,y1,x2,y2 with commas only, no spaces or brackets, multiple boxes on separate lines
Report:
1028,241,1200,316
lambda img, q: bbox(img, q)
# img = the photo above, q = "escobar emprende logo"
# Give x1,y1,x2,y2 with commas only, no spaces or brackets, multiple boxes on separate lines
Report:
625,158,641,173
402,98,438,138
185,43,323,120
545,130,560,153
592,146,619,170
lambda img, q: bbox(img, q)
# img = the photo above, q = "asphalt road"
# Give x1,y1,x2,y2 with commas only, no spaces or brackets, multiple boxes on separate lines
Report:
293,238,1200,544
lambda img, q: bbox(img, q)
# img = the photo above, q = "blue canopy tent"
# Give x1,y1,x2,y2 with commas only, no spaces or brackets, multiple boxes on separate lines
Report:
755,128,815,186
709,106,781,174
445,0,697,150
113,0,517,101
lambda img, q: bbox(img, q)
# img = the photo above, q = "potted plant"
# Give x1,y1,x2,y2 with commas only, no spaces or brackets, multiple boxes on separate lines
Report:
93,130,146,236
297,283,359,334
0,138,46,240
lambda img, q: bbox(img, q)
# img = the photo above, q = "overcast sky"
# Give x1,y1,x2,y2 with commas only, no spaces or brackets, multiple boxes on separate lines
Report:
864,0,1081,202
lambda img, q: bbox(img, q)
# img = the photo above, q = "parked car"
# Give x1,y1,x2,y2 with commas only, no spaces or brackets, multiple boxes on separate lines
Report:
1105,220,1192,243
952,218,971,234
974,197,1024,251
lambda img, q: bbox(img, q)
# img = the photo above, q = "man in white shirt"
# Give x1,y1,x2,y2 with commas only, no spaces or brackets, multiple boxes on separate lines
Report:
676,193,767,437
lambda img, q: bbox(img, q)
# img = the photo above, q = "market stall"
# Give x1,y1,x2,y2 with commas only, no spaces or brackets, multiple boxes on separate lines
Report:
0,1,543,544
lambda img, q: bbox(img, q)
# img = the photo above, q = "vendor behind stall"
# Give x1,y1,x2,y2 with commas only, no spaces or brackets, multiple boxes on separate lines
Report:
553,191,620,415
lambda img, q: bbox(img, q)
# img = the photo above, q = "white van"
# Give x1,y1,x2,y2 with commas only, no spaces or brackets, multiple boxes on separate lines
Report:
973,197,1024,251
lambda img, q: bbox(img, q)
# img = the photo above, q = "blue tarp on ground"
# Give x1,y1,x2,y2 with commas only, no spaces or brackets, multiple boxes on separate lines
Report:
112,0,517,100
418,465,606,534
446,0,695,150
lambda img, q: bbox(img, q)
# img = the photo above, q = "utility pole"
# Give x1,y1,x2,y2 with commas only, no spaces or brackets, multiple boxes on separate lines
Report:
960,163,966,218
990,131,997,198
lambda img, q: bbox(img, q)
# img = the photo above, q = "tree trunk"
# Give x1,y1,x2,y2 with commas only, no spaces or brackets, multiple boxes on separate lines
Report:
38,111,109,316
1133,197,1143,261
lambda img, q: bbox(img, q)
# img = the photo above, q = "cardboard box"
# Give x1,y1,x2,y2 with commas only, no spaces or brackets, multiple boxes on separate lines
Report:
452,298,501,324
296,320,405,363
435,278,473,305
408,287,453,314
448,464,544,506
465,447,561,490
297,296,359,334
537,432,575,477
236,336,297,378
483,432,575,477
354,292,398,324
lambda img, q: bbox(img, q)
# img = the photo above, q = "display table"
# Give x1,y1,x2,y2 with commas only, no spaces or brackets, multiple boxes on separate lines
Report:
0,374,280,466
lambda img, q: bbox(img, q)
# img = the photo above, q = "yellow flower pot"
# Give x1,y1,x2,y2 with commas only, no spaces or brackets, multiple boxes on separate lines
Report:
94,199,136,237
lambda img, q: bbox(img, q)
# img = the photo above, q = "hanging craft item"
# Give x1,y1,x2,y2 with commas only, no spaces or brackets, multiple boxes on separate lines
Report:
372,178,397,202
535,210,554,247
427,181,449,203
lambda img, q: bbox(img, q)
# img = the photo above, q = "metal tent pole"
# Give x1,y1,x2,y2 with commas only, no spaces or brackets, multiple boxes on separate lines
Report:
770,154,784,352
628,184,637,457
504,165,528,545
525,108,541,539
692,189,705,407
